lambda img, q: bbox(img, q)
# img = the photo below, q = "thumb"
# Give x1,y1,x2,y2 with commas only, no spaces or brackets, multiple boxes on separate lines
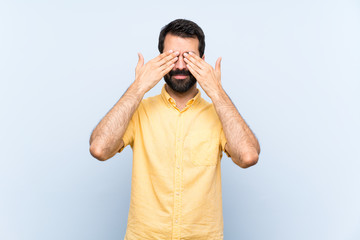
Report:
215,57,222,73
136,52,144,71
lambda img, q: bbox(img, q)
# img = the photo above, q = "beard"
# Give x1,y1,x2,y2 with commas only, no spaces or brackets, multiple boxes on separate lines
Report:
164,69,197,93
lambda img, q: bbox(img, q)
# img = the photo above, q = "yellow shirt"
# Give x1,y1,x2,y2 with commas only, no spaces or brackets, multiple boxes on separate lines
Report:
120,85,229,240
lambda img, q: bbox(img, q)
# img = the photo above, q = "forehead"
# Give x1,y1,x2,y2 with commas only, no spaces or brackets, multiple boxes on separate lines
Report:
163,34,199,55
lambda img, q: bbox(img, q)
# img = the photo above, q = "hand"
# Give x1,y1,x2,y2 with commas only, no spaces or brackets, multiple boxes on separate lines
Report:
134,50,179,93
184,52,222,98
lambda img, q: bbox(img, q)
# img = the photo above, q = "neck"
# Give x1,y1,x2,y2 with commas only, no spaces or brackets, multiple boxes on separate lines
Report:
165,84,198,110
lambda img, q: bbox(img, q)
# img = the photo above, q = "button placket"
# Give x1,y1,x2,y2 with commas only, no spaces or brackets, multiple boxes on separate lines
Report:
173,112,183,239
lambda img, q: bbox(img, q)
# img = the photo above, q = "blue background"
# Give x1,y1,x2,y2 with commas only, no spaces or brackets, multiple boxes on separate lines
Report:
1,0,359,239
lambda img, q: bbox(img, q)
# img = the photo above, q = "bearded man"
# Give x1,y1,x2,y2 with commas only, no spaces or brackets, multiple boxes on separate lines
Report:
90,19,260,240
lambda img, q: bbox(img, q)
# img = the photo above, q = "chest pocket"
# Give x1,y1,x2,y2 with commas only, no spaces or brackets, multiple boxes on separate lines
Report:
188,130,220,166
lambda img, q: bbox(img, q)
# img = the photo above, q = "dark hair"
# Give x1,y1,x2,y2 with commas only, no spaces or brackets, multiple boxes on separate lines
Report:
158,19,205,57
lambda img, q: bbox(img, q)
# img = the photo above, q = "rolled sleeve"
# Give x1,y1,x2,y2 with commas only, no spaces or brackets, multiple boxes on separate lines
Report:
220,128,231,157
118,108,138,153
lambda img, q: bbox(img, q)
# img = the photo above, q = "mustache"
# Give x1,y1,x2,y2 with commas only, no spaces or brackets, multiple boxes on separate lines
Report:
169,69,191,77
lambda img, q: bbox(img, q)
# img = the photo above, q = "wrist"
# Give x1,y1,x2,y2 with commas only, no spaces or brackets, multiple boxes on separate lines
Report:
208,85,225,101
129,81,147,98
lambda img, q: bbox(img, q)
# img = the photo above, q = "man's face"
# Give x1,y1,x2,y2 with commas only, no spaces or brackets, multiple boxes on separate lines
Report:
163,34,202,93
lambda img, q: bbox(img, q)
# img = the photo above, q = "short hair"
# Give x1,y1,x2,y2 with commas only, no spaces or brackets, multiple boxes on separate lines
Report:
158,19,205,57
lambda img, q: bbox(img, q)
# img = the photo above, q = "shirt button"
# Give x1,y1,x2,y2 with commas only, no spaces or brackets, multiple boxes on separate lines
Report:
175,219,178,223
177,165,180,168
176,192,179,195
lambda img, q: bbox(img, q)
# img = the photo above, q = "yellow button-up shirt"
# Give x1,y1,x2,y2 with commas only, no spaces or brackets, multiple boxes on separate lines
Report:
120,85,229,240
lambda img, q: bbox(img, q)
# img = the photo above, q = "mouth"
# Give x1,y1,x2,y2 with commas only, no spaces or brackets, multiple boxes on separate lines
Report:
172,75,189,80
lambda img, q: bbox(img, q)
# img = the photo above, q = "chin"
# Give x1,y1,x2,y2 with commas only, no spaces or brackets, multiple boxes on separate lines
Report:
164,75,197,93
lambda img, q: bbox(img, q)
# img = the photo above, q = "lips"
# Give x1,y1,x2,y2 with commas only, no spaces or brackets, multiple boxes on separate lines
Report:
169,69,191,79
173,75,188,79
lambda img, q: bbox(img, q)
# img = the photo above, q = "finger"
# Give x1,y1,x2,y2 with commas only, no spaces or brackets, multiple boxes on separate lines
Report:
186,63,201,79
184,52,206,69
160,56,178,71
161,63,175,75
155,50,174,62
215,57,222,73
184,57,202,74
136,53,144,71
158,51,179,67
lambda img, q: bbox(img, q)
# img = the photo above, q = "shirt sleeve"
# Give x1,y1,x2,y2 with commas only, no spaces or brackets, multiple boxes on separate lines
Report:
118,108,138,153
220,128,231,157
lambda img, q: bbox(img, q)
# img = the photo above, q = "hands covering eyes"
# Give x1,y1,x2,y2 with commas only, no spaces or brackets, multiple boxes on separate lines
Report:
133,50,222,97
183,52,223,97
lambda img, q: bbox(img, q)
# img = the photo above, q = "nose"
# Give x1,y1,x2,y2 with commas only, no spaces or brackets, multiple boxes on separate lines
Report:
174,54,187,70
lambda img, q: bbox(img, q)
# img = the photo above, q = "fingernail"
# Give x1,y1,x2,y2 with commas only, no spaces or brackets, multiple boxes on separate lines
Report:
169,50,173,53
184,52,188,56
175,51,179,55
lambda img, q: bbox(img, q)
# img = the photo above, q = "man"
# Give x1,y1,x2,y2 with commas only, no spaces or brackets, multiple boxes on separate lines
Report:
89,19,260,240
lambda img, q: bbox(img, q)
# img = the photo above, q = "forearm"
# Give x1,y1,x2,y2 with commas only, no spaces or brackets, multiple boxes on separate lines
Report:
89,82,145,160
182,52,259,167
210,87,260,167
89,50,178,160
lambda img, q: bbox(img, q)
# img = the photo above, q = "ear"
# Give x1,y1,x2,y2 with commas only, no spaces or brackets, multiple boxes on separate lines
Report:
202,54,205,60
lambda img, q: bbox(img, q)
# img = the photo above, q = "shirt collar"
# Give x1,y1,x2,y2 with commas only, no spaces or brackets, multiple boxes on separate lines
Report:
161,84,201,109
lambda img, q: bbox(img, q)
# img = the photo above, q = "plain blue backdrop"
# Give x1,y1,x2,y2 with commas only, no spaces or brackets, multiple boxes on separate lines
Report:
1,0,359,239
